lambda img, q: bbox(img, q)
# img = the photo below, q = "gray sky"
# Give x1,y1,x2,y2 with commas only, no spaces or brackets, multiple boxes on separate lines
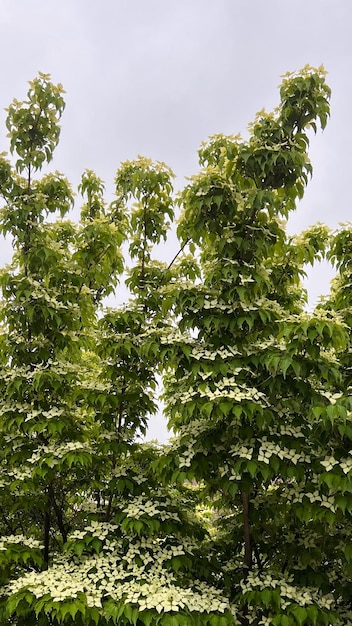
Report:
0,0,351,439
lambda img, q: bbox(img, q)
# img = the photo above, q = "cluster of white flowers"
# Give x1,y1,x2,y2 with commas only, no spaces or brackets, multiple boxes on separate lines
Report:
319,346,340,365
258,438,310,465
239,275,255,285
175,290,283,319
178,439,209,468
288,489,336,512
282,309,345,326
25,406,65,421
229,470,242,481
83,379,112,392
69,521,118,543
132,473,149,485
318,453,352,476
171,419,213,467
3,360,81,388
273,477,312,505
197,370,217,381
258,616,272,625
122,496,180,522
8,466,33,481
79,500,103,513
320,456,338,472
25,283,81,313
172,379,267,408
177,418,212,439
268,424,304,438
111,466,127,477
27,440,91,466
1,402,80,424
246,335,286,354
123,578,230,614
0,535,43,551
340,456,352,475
241,571,334,611
159,328,195,346
190,345,240,361
230,442,254,461
19,440,92,475
320,391,343,405
0,401,29,417
178,452,194,468
111,466,148,486
201,298,236,311
5,537,232,616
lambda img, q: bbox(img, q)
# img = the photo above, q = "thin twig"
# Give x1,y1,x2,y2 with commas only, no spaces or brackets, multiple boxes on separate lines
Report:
167,238,191,271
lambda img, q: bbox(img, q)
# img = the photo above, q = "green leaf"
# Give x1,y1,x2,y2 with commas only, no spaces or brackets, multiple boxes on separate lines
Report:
344,544,352,561
291,606,307,625
261,588,271,607
247,461,258,477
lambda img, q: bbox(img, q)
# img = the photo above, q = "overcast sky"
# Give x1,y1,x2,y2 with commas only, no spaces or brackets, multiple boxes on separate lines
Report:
0,0,351,439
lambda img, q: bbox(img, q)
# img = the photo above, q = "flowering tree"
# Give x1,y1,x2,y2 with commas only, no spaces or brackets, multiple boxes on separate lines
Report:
0,75,233,626
158,66,352,625
0,66,351,626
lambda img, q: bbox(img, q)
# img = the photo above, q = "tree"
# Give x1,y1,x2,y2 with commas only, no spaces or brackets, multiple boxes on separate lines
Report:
0,66,351,626
0,73,233,626
157,66,352,625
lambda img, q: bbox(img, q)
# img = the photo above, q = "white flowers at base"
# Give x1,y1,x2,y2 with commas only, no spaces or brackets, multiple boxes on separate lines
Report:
5,537,232,616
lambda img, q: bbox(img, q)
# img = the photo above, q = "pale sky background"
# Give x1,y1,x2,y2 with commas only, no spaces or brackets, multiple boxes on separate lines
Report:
0,0,351,440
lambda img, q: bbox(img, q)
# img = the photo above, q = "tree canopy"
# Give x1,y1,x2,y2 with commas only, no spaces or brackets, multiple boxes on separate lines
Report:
0,66,352,626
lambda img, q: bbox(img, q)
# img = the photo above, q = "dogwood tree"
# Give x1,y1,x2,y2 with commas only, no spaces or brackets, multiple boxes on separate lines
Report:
0,66,351,626
158,66,352,625
0,74,234,626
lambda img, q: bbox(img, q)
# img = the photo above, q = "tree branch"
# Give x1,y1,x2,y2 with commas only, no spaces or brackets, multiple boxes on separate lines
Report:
242,490,252,571
43,491,51,569
167,237,191,271
49,483,68,544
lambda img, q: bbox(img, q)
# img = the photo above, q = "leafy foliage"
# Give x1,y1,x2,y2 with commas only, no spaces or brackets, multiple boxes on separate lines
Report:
0,65,351,625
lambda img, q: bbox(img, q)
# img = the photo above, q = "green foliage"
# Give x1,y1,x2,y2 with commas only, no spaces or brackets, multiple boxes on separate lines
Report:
1,64,351,626
6,72,65,173
161,65,352,625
